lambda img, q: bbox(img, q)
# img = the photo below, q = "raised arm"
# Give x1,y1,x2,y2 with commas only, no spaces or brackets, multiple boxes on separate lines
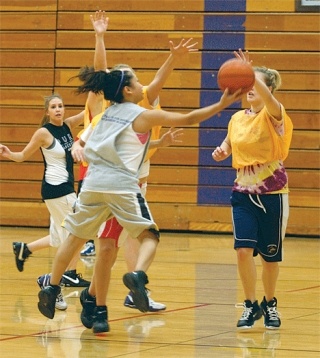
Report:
64,110,85,130
234,49,281,120
146,38,198,104
90,10,109,71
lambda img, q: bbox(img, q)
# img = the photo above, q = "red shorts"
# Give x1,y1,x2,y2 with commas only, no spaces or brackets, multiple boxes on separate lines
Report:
98,217,124,247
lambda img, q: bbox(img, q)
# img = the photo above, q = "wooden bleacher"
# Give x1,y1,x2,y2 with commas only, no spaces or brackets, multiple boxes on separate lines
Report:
0,0,319,236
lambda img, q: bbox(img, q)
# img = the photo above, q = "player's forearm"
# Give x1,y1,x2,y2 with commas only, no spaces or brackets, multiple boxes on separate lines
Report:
94,34,107,70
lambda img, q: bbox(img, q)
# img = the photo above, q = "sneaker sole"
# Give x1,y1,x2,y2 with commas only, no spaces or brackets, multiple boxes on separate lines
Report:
124,302,136,309
38,290,56,319
122,274,149,313
148,305,166,312
93,322,110,334
265,325,280,330
237,325,254,329
124,302,166,312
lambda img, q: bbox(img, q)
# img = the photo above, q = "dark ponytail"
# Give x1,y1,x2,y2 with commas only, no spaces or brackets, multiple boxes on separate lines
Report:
74,69,133,103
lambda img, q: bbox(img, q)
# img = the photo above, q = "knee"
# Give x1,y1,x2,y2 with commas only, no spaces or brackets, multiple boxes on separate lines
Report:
137,228,160,242
236,247,254,262
98,239,117,258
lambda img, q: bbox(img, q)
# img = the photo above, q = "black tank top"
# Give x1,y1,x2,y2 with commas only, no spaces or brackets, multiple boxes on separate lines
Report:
40,123,75,200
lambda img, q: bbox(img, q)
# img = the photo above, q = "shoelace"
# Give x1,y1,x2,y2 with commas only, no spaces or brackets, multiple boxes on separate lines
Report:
56,293,65,302
76,273,86,280
266,306,281,321
235,303,253,319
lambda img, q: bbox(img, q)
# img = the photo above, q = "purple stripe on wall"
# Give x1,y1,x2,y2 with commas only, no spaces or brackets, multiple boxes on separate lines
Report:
199,168,236,186
205,0,246,12
199,1,246,205
198,186,233,205
204,15,246,31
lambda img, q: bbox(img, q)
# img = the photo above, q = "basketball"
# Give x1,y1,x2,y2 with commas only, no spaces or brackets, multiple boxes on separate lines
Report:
217,59,255,94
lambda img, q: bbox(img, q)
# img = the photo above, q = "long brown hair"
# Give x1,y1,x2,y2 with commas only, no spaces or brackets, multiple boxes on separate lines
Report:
39,94,63,127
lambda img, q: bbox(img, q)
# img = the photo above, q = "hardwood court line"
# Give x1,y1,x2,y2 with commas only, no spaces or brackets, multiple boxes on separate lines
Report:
286,285,320,293
0,303,211,342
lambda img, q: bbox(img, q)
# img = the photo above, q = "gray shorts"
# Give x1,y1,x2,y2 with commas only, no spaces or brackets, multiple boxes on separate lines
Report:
63,190,159,241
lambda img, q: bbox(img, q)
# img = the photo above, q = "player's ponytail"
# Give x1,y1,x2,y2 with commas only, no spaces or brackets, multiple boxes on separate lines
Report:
75,69,133,103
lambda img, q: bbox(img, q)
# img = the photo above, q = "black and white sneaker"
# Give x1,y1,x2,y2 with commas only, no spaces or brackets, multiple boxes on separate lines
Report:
12,242,32,272
236,300,263,329
124,290,166,312
80,288,96,329
123,271,149,313
260,297,281,329
92,306,110,335
37,274,67,310
38,285,61,319
60,270,90,287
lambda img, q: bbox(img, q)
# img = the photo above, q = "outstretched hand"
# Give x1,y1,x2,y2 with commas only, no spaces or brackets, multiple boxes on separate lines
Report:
90,10,109,35
159,128,184,147
169,38,198,57
219,88,243,109
234,48,252,66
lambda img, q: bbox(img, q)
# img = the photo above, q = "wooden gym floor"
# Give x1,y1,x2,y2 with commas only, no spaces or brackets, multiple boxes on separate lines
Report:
0,226,319,357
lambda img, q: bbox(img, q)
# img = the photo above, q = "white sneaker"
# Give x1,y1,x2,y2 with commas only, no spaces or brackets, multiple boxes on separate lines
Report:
148,296,166,312
55,292,68,310
124,289,166,312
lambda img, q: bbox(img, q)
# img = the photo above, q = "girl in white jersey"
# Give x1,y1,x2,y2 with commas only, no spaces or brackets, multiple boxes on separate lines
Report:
213,50,293,330
37,67,242,334
0,94,89,309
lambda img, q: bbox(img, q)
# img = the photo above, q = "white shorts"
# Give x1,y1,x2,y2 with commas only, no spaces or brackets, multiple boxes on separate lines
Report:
44,192,77,247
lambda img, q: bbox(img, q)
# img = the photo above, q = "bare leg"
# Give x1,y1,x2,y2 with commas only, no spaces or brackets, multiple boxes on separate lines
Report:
89,238,118,306
27,235,51,252
134,230,159,272
260,258,279,301
236,248,257,302
50,234,85,285
123,234,140,271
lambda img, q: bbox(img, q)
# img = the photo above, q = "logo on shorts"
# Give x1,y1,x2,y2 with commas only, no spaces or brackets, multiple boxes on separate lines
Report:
267,244,277,255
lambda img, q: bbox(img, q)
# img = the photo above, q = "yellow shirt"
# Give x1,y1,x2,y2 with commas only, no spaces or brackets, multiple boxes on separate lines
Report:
227,106,293,194
228,106,293,169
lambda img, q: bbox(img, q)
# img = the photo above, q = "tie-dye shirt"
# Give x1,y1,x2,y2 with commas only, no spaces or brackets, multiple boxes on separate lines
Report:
227,106,293,194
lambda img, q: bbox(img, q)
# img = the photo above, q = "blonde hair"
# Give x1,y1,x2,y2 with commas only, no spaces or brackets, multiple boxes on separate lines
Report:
254,66,282,93
40,94,63,127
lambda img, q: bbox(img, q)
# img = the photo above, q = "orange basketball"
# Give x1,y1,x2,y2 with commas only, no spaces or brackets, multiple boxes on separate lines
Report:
217,59,255,94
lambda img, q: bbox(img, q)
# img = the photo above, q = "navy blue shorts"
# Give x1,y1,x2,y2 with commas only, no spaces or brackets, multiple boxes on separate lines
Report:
231,191,289,262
